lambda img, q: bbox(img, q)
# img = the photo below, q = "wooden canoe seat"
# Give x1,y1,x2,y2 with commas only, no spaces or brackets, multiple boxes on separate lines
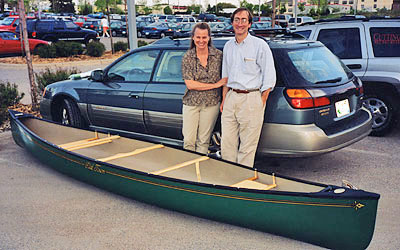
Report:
151,156,209,182
231,172,277,191
97,144,164,162
58,132,120,151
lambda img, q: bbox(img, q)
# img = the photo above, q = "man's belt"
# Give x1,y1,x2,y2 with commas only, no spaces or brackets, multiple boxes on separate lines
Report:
230,88,260,94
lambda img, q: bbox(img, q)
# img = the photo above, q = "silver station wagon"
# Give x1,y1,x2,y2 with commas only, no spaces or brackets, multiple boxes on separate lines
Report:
40,34,372,157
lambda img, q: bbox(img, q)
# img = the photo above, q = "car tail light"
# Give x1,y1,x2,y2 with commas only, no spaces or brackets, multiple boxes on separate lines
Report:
152,27,157,30
90,25,94,28
32,31,36,38
286,89,330,109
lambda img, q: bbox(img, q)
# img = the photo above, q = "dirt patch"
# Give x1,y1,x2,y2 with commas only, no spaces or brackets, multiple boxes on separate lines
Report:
0,51,126,64
1,104,42,133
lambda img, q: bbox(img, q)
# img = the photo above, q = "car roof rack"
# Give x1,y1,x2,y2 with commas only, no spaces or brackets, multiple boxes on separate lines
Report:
298,16,400,26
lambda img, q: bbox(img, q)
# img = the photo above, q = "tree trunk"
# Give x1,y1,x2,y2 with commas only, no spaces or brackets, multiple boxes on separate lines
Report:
107,1,114,54
18,0,39,111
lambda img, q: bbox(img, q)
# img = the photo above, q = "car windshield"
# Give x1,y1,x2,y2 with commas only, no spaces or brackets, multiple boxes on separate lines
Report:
0,17,15,25
279,46,353,86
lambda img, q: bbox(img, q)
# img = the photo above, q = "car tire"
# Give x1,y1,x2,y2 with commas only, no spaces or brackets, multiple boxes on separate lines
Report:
363,93,396,136
137,31,142,38
60,98,84,128
112,30,117,37
85,37,95,45
160,32,165,38
33,44,45,55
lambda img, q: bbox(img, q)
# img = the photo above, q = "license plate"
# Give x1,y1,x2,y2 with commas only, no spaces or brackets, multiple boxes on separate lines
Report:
335,99,350,118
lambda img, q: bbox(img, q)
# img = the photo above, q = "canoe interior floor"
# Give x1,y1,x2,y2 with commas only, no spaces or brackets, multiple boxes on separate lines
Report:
23,118,323,193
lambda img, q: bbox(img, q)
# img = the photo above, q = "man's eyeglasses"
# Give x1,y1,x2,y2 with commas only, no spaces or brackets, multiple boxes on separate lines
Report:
233,18,248,24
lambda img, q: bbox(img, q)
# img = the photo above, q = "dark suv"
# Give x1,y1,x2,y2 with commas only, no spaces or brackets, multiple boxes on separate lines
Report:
40,35,372,157
18,19,99,44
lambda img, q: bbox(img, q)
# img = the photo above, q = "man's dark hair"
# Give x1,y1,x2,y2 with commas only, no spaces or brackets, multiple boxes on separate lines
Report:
230,7,253,25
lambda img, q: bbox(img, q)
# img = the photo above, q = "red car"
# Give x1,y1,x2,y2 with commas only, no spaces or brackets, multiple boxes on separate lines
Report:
0,16,35,32
0,30,49,57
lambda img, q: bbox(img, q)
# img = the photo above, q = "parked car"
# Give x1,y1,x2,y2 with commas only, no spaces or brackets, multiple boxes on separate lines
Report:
17,19,99,44
292,18,400,136
0,29,49,57
0,16,34,32
198,13,217,22
168,22,197,38
142,22,176,38
40,34,372,157
158,15,175,23
253,16,272,23
175,16,196,23
83,19,103,35
110,21,126,37
137,15,155,23
74,16,88,27
275,14,291,27
288,16,314,27
136,21,151,38
209,22,230,33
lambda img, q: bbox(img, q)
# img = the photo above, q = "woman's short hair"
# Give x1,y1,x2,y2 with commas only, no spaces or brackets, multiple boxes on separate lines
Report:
190,22,212,49
230,7,253,25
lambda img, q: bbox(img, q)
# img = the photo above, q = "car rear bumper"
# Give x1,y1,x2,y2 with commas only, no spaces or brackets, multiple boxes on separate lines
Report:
257,108,372,157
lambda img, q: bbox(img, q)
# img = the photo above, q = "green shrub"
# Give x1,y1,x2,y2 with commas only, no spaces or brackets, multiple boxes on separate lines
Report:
138,40,149,47
113,41,128,52
0,81,25,124
86,41,106,57
36,44,57,58
35,67,79,94
54,41,84,57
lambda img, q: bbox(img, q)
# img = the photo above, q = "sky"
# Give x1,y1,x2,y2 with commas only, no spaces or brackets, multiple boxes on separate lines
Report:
145,0,268,8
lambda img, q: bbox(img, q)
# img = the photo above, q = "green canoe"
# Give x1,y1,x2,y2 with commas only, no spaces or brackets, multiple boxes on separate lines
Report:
9,110,379,249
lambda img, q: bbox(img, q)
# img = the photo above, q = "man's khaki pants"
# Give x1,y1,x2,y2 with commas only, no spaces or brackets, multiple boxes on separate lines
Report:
221,90,265,167
182,104,220,154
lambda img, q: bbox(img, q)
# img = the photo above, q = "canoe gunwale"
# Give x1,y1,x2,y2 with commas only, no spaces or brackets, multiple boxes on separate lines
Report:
8,110,380,200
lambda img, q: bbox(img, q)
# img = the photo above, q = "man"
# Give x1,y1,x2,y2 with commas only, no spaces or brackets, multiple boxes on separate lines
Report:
220,7,276,167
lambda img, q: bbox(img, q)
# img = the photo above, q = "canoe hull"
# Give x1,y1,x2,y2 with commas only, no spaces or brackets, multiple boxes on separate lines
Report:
10,111,379,249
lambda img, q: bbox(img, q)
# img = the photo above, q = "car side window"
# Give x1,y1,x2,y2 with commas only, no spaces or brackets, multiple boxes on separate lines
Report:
370,27,400,57
294,30,311,39
37,22,52,31
54,21,64,30
317,28,361,59
107,50,159,82
153,50,185,83
65,21,78,29
0,32,18,40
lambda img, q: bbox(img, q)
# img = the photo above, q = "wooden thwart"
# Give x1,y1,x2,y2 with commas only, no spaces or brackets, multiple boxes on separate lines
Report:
151,156,209,177
231,171,277,190
97,144,164,162
59,133,120,151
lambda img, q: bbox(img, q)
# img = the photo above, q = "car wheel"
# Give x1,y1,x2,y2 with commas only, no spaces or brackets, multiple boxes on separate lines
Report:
137,31,142,38
160,32,165,38
112,30,117,37
60,98,84,128
85,37,95,45
363,93,396,136
33,44,45,55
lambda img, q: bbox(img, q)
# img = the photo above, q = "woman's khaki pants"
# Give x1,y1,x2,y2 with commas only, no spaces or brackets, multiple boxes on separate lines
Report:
182,104,220,154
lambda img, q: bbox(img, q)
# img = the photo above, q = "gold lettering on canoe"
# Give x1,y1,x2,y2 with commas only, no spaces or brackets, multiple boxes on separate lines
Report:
84,162,105,174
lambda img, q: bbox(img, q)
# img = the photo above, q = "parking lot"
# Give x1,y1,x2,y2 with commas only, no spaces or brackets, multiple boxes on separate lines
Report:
1,38,400,249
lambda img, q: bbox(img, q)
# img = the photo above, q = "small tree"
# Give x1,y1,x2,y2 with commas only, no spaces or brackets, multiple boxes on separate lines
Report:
298,2,305,12
164,6,172,15
79,2,93,15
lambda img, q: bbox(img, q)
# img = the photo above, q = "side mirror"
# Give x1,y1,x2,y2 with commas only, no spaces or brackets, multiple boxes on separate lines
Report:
90,69,103,81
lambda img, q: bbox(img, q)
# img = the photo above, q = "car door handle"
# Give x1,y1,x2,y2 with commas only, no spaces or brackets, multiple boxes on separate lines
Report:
346,64,362,69
128,94,139,99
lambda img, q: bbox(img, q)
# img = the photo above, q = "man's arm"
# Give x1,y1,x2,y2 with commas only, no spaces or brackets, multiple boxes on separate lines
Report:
220,83,229,112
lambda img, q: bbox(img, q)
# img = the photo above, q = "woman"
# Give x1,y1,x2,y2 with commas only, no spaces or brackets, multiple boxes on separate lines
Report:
101,16,110,37
181,22,227,154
